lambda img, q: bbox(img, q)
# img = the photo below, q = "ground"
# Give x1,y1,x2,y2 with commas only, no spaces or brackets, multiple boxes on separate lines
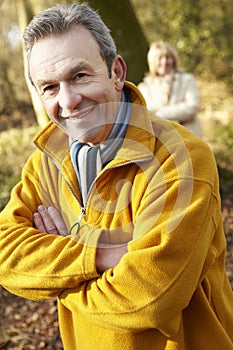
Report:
0,293,63,349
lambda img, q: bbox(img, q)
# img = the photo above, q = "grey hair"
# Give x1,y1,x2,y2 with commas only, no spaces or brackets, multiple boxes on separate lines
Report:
23,3,117,80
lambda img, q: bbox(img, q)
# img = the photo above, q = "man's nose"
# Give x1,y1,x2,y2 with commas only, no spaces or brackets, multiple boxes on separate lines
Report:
58,83,82,111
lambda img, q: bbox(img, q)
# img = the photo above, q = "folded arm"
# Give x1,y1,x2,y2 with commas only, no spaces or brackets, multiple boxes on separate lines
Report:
58,179,221,335
158,74,200,122
33,205,128,273
0,139,222,335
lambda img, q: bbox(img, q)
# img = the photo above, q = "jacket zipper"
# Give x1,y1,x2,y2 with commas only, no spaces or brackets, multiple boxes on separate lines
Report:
35,134,153,237
69,207,86,237
69,156,152,237
61,156,153,237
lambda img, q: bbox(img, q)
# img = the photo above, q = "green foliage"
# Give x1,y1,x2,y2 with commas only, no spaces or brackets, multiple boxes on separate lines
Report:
131,0,233,87
211,122,233,196
211,122,233,169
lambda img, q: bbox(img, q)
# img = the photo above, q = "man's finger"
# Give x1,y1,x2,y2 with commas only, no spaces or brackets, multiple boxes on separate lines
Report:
37,205,59,235
33,212,46,232
48,206,68,236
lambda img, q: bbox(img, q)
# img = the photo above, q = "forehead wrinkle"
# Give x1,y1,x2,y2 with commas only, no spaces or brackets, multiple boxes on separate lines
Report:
35,60,93,88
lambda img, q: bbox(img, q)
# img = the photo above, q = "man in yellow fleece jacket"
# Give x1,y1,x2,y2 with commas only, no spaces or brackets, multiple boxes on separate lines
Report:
0,3,232,350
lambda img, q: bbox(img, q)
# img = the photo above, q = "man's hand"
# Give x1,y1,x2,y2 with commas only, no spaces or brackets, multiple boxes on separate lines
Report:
33,205,68,236
33,205,128,272
96,243,128,273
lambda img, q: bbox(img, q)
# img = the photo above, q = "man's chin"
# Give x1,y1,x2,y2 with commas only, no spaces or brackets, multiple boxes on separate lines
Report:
57,122,107,143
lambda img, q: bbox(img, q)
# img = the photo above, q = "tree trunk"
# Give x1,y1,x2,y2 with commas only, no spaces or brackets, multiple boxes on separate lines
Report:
88,0,149,84
16,0,49,127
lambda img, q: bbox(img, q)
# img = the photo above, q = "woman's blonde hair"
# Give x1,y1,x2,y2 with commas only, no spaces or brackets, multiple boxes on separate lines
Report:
147,41,180,74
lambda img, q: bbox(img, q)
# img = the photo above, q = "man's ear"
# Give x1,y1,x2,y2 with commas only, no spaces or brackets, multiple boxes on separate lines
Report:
112,55,127,92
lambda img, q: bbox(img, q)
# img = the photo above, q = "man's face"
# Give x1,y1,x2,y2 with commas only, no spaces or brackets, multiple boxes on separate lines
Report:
29,26,125,144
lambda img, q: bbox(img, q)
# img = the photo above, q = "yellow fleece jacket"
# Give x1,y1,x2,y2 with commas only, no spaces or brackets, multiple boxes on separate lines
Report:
0,82,232,350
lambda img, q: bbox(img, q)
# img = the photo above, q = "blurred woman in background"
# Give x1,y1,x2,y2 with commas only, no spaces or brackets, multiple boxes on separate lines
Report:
138,41,202,137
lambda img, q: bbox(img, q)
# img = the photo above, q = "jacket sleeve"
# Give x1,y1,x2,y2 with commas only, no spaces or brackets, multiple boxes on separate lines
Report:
157,74,200,122
0,151,101,300
59,149,223,337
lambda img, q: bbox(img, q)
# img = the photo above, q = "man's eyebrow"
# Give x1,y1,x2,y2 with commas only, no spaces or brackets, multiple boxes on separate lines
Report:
36,79,55,89
71,62,92,72
36,62,93,88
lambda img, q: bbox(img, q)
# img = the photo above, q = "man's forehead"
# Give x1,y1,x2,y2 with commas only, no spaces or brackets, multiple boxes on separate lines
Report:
29,27,104,83
31,26,98,51
30,27,101,64
34,61,93,87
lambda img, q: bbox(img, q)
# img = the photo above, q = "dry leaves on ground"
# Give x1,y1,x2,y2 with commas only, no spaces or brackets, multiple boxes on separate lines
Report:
0,289,63,349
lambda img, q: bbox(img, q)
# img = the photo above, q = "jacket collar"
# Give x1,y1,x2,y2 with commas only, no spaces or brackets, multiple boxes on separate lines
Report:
33,81,155,167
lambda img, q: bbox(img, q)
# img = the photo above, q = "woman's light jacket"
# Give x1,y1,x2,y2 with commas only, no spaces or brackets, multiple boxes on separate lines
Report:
138,72,202,137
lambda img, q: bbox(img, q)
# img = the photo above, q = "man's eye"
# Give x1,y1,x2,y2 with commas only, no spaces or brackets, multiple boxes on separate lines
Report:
44,84,56,92
75,73,87,79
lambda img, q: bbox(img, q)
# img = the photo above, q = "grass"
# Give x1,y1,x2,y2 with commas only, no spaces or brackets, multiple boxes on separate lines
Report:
198,80,233,196
0,125,39,211
210,122,233,170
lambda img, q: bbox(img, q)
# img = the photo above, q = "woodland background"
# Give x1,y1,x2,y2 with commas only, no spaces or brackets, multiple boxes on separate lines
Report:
0,0,233,348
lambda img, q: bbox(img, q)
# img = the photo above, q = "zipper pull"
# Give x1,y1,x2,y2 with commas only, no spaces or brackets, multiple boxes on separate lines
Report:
69,207,86,238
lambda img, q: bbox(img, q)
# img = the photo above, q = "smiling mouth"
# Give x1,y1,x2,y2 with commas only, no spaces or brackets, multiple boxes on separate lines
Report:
60,106,96,121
